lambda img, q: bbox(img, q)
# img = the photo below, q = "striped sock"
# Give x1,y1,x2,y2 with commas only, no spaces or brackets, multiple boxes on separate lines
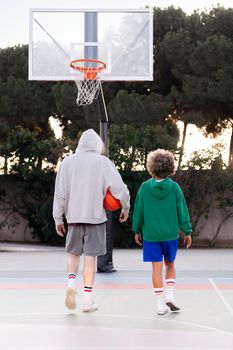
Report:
68,273,76,289
154,287,164,297
166,279,176,289
154,287,167,314
84,285,93,302
166,279,176,302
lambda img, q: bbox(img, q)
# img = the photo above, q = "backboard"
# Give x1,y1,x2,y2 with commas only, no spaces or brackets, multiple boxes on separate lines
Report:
29,8,153,81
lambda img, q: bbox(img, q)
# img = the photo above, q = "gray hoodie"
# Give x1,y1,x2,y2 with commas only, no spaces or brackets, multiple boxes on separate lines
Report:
53,129,130,226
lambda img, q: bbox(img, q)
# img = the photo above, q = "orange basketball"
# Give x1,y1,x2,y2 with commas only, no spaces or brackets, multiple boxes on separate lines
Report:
103,190,121,211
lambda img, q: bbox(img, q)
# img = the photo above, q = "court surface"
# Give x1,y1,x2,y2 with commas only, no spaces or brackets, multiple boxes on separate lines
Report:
0,244,233,350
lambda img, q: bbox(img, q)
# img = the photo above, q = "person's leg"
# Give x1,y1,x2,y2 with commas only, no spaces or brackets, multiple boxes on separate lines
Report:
82,223,106,312
165,260,175,280
65,224,84,310
82,255,98,312
65,253,80,310
67,253,80,288
164,260,179,310
143,240,168,315
164,240,180,311
83,255,96,286
152,262,168,315
152,261,163,288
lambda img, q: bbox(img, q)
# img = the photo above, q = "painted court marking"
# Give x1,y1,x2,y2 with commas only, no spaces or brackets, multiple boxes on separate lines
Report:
2,347,233,350
0,311,233,337
0,284,232,289
209,278,233,318
0,280,233,350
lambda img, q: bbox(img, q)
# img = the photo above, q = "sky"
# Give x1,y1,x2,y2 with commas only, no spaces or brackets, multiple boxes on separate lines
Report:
0,0,232,48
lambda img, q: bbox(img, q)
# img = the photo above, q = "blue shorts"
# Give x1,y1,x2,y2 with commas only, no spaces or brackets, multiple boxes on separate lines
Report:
143,239,178,262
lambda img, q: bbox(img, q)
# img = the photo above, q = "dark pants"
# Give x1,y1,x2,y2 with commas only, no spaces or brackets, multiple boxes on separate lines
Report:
97,211,116,272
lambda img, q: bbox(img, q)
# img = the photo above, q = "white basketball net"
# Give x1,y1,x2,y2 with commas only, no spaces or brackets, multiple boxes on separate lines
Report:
75,78,101,107
70,59,105,107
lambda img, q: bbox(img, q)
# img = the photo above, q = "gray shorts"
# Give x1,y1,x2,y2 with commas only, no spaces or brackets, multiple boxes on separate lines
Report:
65,223,106,256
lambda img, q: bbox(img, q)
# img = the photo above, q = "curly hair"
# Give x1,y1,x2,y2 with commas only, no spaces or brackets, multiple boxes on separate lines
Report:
146,149,176,179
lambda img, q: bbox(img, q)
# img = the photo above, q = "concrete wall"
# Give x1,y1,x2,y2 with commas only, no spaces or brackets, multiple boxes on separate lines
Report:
192,205,233,247
0,175,39,243
0,203,39,242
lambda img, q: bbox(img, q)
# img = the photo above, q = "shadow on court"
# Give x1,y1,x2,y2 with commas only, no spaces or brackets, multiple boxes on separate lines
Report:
0,245,233,350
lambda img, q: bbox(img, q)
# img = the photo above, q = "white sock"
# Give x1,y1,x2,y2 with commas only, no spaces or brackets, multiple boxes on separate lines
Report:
166,279,176,301
67,273,77,289
154,287,163,297
83,285,93,303
154,288,168,314
154,288,165,306
166,278,176,289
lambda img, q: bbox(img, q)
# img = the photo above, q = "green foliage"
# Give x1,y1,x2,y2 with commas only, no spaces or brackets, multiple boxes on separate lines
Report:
113,170,149,248
175,146,226,237
17,169,62,245
52,83,94,139
109,123,178,171
0,126,65,244
0,45,28,80
109,89,173,126
108,89,179,172
4,126,63,174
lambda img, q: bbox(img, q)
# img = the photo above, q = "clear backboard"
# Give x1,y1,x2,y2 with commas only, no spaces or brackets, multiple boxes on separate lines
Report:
29,8,153,81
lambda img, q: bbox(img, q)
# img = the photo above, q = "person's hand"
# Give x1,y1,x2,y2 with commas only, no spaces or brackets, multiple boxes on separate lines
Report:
119,210,128,223
184,235,192,248
135,233,142,247
56,224,65,237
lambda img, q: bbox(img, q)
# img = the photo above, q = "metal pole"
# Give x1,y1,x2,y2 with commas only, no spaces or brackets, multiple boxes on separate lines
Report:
85,12,116,273
96,84,116,273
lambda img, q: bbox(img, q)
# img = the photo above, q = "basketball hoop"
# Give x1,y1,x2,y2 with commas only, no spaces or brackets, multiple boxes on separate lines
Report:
70,58,106,107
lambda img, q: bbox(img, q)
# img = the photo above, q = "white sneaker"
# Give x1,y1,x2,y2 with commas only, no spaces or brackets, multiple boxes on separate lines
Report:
157,307,169,315
165,293,180,312
157,298,168,316
82,300,98,313
65,288,77,310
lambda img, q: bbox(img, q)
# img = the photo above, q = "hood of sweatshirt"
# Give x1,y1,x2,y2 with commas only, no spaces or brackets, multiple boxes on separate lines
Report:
147,177,173,199
76,129,103,154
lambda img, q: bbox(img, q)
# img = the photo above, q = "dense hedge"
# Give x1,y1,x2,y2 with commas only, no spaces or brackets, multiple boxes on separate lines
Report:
1,161,233,247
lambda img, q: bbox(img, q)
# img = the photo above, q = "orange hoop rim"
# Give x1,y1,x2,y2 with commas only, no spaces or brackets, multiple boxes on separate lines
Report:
70,58,106,79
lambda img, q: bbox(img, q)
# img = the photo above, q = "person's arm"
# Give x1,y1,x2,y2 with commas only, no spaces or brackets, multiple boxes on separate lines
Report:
105,160,130,221
53,162,66,236
176,185,192,248
132,187,144,239
135,233,142,247
183,235,192,248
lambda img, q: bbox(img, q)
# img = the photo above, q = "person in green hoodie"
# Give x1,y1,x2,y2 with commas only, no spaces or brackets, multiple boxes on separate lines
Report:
132,149,192,315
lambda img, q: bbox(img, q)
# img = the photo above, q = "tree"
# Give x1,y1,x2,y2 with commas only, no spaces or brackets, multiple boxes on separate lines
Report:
3,126,64,243
52,82,100,139
6,126,63,174
183,33,233,163
108,89,173,126
0,45,60,172
155,8,233,167
109,123,178,171
107,89,179,171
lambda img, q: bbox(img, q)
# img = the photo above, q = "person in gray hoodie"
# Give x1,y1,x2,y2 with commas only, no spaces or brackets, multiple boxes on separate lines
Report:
53,129,130,312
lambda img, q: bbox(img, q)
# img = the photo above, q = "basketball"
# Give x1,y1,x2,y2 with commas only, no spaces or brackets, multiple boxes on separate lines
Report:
103,190,121,211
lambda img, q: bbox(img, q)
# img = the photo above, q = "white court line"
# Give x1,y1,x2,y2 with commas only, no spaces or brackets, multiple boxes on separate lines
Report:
0,311,233,337
1,276,233,281
209,278,233,318
2,347,233,350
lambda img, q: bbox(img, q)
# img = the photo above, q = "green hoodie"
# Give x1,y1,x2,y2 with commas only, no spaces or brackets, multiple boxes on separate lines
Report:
132,177,192,242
